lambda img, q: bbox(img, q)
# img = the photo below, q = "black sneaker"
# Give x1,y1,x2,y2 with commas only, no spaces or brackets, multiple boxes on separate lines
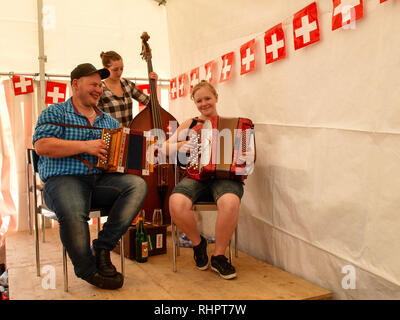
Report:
85,271,124,290
211,255,237,280
193,235,209,270
94,248,118,277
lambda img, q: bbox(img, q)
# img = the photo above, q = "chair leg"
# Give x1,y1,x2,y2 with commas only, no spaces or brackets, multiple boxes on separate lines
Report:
62,246,68,292
171,222,177,272
27,164,32,235
120,235,125,276
41,214,46,242
228,239,232,264
34,212,40,277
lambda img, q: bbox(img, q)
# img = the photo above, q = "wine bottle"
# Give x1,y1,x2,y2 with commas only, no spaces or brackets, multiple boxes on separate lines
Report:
135,216,148,263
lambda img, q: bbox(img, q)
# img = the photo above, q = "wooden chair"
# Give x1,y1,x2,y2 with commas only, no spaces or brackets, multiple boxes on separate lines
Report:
26,148,125,292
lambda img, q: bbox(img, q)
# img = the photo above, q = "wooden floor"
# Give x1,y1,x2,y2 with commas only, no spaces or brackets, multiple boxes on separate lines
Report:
5,226,332,300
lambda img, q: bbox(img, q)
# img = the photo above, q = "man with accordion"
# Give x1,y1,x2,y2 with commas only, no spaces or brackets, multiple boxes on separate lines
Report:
33,63,148,290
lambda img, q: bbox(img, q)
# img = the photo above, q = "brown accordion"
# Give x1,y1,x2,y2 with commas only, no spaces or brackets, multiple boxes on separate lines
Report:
96,127,153,175
186,116,255,182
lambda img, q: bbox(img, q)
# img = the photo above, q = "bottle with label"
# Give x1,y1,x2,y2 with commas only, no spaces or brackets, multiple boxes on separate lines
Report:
135,216,148,263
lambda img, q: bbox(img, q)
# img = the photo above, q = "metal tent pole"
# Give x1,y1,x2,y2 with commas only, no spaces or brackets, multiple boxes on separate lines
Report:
36,0,46,113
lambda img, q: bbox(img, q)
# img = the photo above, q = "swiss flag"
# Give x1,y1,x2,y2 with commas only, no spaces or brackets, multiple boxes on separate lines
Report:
240,39,256,75
45,81,67,104
178,74,186,97
293,2,320,50
12,75,34,96
264,23,286,64
219,52,234,83
204,61,214,83
190,68,200,93
332,0,364,31
170,78,177,100
137,84,150,111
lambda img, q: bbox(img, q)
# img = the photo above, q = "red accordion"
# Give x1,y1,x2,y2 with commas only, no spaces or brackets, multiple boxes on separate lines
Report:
186,116,255,181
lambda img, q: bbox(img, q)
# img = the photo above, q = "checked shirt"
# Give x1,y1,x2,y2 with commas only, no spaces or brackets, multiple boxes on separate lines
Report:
97,78,151,127
32,97,120,182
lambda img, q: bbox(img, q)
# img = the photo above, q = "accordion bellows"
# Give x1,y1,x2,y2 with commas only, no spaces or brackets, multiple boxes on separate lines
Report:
186,116,256,182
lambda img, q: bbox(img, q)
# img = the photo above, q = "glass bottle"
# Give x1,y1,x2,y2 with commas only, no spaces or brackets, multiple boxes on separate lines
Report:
135,216,148,263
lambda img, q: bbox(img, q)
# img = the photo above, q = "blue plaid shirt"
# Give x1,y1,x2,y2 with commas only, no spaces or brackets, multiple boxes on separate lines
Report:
33,97,120,182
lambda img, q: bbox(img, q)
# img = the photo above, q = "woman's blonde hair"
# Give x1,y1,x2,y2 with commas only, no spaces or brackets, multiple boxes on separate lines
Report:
100,51,122,68
191,80,218,100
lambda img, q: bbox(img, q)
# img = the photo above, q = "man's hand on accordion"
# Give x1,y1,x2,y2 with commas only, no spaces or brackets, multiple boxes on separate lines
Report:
178,140,201,155
84,139,108,161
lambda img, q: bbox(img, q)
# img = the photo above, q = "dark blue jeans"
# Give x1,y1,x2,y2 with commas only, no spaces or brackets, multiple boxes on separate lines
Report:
43,173,147,280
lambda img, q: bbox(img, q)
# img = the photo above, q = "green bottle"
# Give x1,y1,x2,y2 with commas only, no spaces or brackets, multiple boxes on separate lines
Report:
135,216,148,263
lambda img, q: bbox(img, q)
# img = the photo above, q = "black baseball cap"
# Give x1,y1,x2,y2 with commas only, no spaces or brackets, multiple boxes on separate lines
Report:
70,63,110,81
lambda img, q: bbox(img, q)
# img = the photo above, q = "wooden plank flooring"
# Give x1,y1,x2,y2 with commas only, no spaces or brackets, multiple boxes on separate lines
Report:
5,226,332,300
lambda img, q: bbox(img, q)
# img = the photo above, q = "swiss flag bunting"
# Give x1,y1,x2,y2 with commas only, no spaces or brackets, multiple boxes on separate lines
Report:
332,0,364,31
137,84,150,111
45,81,67,104
219,52,234,83
240,39,256,75
264,23,286,64
178,74,186,97
170,78,177,100
12,75,34,96
204,61,214,83
293,2,320,50
190,68,200,93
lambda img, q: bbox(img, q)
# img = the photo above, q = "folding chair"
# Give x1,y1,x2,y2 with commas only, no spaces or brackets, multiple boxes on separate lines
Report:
26,148,125,292
171,166,238,272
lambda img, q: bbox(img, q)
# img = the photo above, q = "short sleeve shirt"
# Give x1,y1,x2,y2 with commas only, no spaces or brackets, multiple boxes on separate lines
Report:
32,97,120,182
97,78,151,127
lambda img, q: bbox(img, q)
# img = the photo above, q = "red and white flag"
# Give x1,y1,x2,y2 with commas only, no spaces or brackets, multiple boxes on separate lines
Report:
178,74,186,97
380,0,388,2
219,52,234,83
137,84,150,111
12,75,34,96
332,0,364,31
264,23,286,64
45,81,67,104
293,2,320,50
190,68,200,93
170,78,177,100
240,39,256,75
204,61,214,83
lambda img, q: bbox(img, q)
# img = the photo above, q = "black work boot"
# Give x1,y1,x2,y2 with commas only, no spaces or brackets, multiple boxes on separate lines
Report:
94,248,118,277
85,271,124,290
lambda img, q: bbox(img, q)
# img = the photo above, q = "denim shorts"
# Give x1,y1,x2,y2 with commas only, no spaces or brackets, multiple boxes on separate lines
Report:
171,176,244,203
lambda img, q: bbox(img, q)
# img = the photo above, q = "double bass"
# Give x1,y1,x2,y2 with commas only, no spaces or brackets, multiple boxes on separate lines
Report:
129,32,178,224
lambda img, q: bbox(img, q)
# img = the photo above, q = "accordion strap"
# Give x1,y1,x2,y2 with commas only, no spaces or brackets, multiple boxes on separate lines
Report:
40,122,106,173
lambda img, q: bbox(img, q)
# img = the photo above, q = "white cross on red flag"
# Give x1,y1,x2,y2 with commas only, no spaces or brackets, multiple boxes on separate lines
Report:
178,74,186,97
219,52,234,83
264,23,286,64
190,68,200,93
204,61,214,83
137,84,150,111
45,81,67,104
170,78,177,100
293,2,320,50
12,75,34,96
240,39,256,75
332,0,364,31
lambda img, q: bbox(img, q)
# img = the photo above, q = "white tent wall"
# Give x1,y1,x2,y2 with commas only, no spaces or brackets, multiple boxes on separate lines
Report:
0,0,170,78
165,0,400,299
